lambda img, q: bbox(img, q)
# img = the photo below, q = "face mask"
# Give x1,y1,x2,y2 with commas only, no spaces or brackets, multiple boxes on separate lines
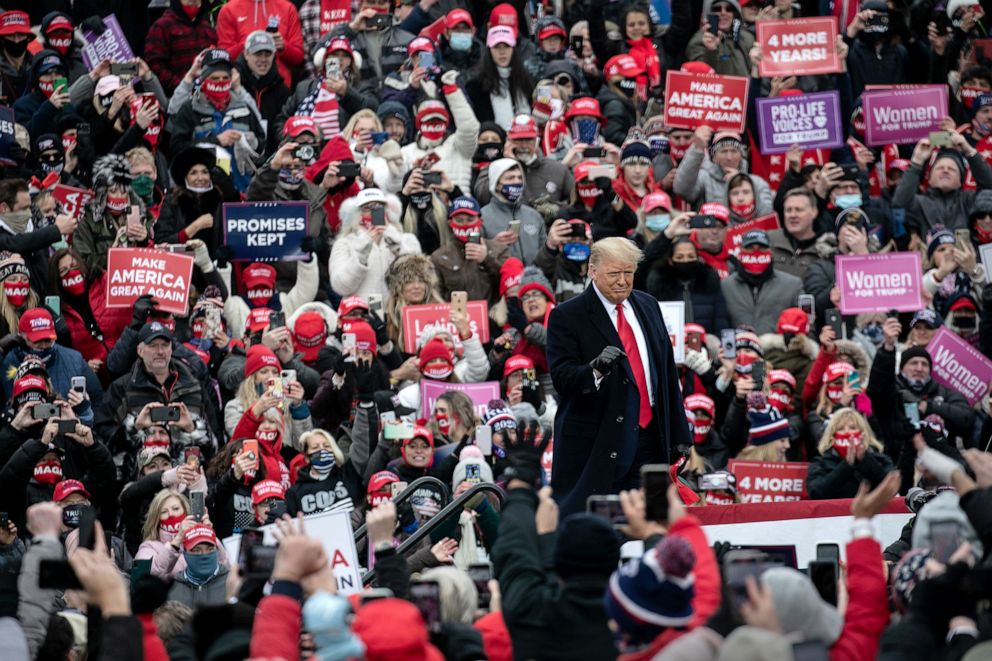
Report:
38,79,55,98
571,118,600,144
4,280,28,307
863,322,884,345
648,134,669,158
434,412,451,434
902,375,930,392
159,513,185,535
34,459,62,484
39,157,63,176
731,201,755,218
672,261,697,279
201,79,232,111
954,314,977,329
247,287,273,306
475,142,502,162
835,193,862,209
739,249,772,275
61,503,91,529
410,192,432,210
826,383,845,403
48,36,72,55
832,430,862,459
309,449,336,475
28,346,54,362
187,182,214,194
449,32,472,51
499,182,524,203
278,167,303,190
105,193,129,216
184,550,219,581
497,65,511,77
692,421,710,444
62,133,76,153
449,219,482,242
423,362,453,380
2,38,28,58
257,428,280,445
961,85,984,109
645,214,670,232
768,389,792,412
976,225,992,244
974,118,992,138
562,242,590,262
550,98,564,119
98,94,114,111
419,121,447,143
577,184,601,206
617,77,637,98
132,174,154,200
181,3,200,19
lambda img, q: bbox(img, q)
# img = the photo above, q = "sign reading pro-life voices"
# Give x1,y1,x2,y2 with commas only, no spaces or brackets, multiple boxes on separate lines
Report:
835,252,923,314
755,91,843,154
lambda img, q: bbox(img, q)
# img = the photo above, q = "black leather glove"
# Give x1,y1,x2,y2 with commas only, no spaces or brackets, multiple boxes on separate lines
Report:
367,313,390,346
131,294,157,329
81,15,108,34
506,297,528,333
300,236,317,260
355,358,376,401
590,346,625,377
502,420,550,488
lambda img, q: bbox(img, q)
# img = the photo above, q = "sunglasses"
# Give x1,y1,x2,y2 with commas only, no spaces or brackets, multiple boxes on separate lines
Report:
555,76,573,87
712,3,735,13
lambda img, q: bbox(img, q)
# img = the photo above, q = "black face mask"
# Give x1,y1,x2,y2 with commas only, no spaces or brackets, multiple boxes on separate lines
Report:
475,142,502,162
410,192,432,210
672,261,697,279
62,503,93,529
617,77,637,98
2,38,28,58
954,315,977,329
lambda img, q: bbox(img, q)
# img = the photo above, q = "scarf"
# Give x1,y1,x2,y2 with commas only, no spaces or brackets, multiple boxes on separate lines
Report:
626,37,661,88
297,80,341,140
692,234,730,279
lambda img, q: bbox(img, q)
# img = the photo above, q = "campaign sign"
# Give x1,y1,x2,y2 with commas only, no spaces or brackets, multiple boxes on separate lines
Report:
420,380,500,419
658,301,685,364
223,201,309,261
727,460,808,502
52,184,94,220
222,510,361,594
105,248,195,315
81,15,135,70
862,86,947,146
723,213,781,256
664,70,749,133
927,328,992,406
755,91,843,154
401,301,490,353
318,0,352,33
835,252,922,314
757,17,840,77
0,106,14,166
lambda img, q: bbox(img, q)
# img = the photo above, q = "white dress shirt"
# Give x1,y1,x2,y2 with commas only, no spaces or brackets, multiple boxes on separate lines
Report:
592,284,655,405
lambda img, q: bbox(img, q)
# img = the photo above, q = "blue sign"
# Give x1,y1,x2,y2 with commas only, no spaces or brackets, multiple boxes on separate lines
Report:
222,201,309,262
0,106,15,166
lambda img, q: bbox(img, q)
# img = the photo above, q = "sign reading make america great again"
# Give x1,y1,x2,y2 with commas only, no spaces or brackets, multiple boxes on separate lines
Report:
664,70,749,133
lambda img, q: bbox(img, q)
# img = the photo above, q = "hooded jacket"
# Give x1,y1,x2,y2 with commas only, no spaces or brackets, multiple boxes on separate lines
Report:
400,85,481,191
13,50,77,141
473,152,573,207
644,259,730,335
304,135,361,233
721,268,804,335
145,0,218,95
216,0,305,88
481,159,547,266
39,13,87,83
167,563,231,610
329,192,421,300
0,343,103,415
685,0,754,77
219,256,319,340
674,144,774,211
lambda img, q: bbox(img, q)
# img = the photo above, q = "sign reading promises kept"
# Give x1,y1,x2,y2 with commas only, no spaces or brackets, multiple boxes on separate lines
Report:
223,201,309,261
835,252,922,314
664,70,749,133
105,248,194,315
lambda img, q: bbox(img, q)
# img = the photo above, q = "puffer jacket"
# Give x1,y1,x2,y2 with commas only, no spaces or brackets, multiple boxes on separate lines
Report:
684,25,754,78
1,343,103,415
674,144,774,211
59,271,132,367
892,155,992,234
768,228,823,279
721,269,804,335
644,259,730,334
331,23,415,98
220,256,320,340
806,448,895,500
400,85,480,191
480,197,547,267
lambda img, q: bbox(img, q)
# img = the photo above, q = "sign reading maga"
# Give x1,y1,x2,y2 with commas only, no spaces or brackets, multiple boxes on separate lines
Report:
664,70,749,132
105,248,195,315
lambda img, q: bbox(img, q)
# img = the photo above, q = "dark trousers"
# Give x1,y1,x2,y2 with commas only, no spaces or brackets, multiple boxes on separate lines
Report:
613,416,664,491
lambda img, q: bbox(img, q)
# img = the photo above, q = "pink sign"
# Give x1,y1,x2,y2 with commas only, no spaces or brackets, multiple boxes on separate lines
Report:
927,327,992,406
862,86,947,146
419,380,500,418
835,252,923,314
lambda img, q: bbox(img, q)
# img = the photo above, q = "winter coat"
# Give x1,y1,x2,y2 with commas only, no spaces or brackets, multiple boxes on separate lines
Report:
216,0,305,88
1,343,103,413
0,52,31,107
250,591,302,660
846,38,909,100
430,239,509,304
801,340,871,414
644,260,730,334
806,448,895,500
153,184,233,259
145,0,218,95
400,85,480,191
674,144,774,211
0,537,23,618
276,77,378,139
331,23,415,97
210,466,264,538
16,535,62,660
480,197,546,267
223,397,312,449
217,346,321,401
721,269,804,335
768,229,823,280
220,256,320,340
760,332,818,404
829,537,890,661
892,156,992,234
235,56,292,156
167,564,231,610
0,222,61,295
59,272,132,367
802,234,842,329
596,84,637,148
685,26,754,78
74,202,156,273
473,153,573,207
285,463,362,516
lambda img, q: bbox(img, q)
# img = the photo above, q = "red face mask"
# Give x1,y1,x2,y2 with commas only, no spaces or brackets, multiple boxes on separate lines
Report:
692,419,710,444
61,269,85,295
832,429,862,459
669,143,688,163
423,360,453,380
247,287,273,306
577,183,601,207
826,381,845,403
48,35,72,55
434,412,451,434
62,133,76,153
105,193,129,216
34,459,62,484
38,79,55,98
419,120,448,142
768,388,792,412
449,219,482,242
731,201,755,219
739,249,772,275
257,428,280,446
201,79,232,111
975,224,992,244
159,513,185,534
4,280,28,307
961,85,984,109
181,3,200,19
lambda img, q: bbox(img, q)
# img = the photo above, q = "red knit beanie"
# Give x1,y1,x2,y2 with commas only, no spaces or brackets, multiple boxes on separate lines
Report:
350,320,378,356
245,345,280,377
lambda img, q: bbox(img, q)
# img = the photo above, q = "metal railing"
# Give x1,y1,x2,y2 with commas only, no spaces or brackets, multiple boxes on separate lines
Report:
361,482,506,585
353,476,451,547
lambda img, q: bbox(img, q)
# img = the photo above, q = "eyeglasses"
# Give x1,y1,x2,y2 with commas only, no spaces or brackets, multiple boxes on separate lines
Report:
521,290,546,301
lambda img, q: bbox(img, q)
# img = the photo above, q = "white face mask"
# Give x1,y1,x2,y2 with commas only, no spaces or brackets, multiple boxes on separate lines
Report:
550,98,564,120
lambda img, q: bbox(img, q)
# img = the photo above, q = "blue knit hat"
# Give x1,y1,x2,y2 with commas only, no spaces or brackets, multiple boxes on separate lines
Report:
605,535,695,645
746,392,791,446
926,225,955,259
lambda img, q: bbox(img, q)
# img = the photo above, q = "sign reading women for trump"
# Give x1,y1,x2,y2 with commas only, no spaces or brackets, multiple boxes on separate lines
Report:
862,86,947,146
223,201,309,261
755,91,843,154
927,328,992,406
664,70,749,132
105,248,194,315
835,252,922,314
757,17,841,77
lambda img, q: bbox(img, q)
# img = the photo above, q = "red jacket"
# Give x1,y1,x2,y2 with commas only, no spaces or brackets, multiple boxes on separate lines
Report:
216,0,305,88
830,537,890,661
232,407,291,488
138,614,170,661
618,514,722,661
474,611,513,661
62,271,131,365
250,593,301,661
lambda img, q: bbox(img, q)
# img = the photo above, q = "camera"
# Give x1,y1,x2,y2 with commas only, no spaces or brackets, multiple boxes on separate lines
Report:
293,144,316,163
336,161,361,179
32,403,59,420
422,171,442,186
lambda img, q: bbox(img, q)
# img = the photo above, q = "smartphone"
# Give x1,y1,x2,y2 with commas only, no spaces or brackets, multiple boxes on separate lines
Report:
955,228,972,248
929,130,953,148
891,207,907,239
360,588,395,604
45,295,61,315
847,370,860,390
131,558,152,583
640,464,670,523
468,563,493,609
53,76,67,92
280,369,297,386
583,146,604,158
475,425,493,455
419,51,435,71
383,419,415,440
325,58,342,79
370,131,389,145
184,447,202,469
371,206,386,227
467,230,482,244
750,359,765,386
903,401,921,427
293,143,316,163
150,405,181,423
239,528,277,577
367,13,390,29
32,403,59,420
0,512,7,528
721,329,736,359
39,559,82,590
570,35,583,52
508,219,521,237
816,542,840,564
798,294,815,321
807,561,838,606
390,481,408,498
266,15,280,32
77,505,96,550
689,214,714,229
409,580,443,633
342,332,357,352
336,161,361,178
451,290,468,317
422,171,442,186
699,472,731,491
825,308,842,338
724,552,782,610
242,439,259,470
930,520,962,563
570,223,588,239
110,61,138,77
190,490,205,521
841,164,860,180
707,14,720,33
368,293,384,321
268,310,286,329
586,495,627,528
57,419,77,435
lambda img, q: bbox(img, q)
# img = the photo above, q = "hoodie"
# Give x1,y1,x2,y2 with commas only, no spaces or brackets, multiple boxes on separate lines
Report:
673,144,773,211
216,0,306,88
481,159,547,266
12,50,76,141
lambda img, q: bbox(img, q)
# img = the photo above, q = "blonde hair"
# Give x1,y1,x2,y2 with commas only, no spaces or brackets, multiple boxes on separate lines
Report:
298,428,345,466
236,377,261,412
142,489,189,542
817,407,884,456
126,146,155,169
342,109,382,140
0,283,37,335
417,566,477,625
737,443,785,462
590,237,643,268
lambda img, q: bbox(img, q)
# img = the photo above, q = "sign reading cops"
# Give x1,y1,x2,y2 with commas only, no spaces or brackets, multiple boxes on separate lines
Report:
223,201,309,261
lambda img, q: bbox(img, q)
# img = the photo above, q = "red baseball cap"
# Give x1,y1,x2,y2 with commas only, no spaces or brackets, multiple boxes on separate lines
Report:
45,15,73,33
19,308,57,342
367,470,400,507
245,308,273,334
643,192,672,213
769,369,797,390
489,3,518,35
564,96,605,123
684,393,716,417
604,54,644,80
823,361,854,384
339,295,369,317
445,8,474,30
699,202,730,223
681,61,714,75
13,374,47,400
408,36,435,56
53,479,90,503
0,11,33,37
503,354,534,378
182,524,218,550
243,263,276,290
251,479,285,505
283,115,319,138
507,114,538,140
685,323,706,338
327,36,353,55
292,311,328,362
776,307,809,334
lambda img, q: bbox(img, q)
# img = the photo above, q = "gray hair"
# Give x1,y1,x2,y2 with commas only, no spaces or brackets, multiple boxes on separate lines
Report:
590,237,643,268
418,566,478,625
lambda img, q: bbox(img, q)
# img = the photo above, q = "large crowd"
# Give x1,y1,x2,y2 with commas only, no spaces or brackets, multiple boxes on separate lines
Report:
0,0,990,659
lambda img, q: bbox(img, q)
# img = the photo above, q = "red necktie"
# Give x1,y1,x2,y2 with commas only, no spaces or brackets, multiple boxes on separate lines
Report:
615,304,651,428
